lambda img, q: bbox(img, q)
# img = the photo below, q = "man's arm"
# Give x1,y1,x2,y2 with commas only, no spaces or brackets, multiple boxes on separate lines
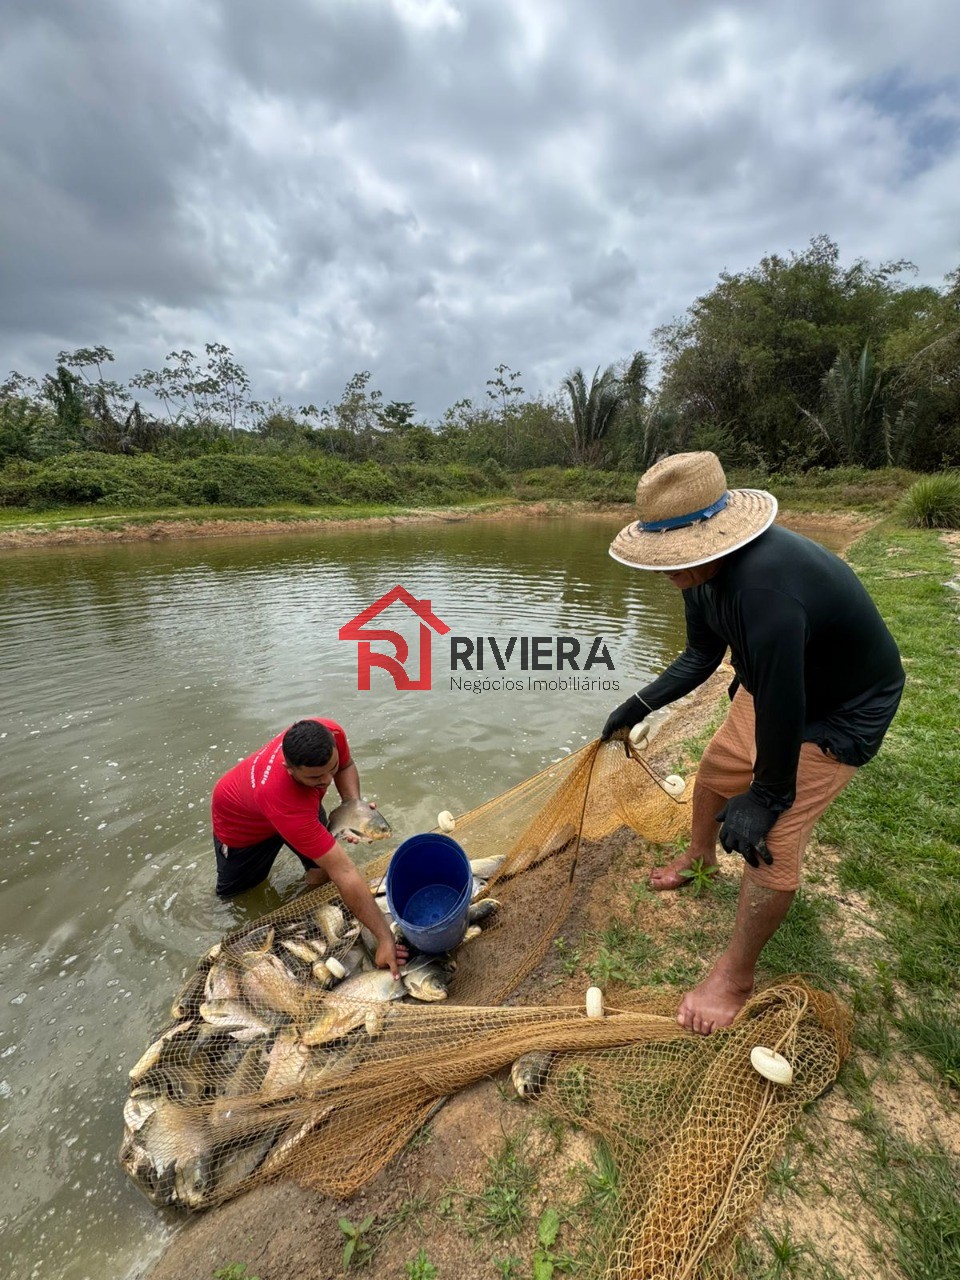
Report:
319,843,406,978
637,593,727,709
332,761,362,803
602,593,725,739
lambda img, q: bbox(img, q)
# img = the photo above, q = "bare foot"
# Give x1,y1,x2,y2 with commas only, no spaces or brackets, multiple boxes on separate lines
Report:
649,852,719,892
676,963,753,1035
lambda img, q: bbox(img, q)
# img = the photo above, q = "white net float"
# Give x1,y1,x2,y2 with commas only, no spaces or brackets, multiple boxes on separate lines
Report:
586,986,604,1019
437,810,456,833
750,1046,794,1085
662,774,686,798
629,722,650,748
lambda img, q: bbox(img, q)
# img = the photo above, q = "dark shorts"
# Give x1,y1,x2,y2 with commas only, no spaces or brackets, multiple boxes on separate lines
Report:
214,805,328,898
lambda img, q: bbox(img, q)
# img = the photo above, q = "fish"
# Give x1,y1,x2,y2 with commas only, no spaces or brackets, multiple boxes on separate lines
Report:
239,953,304,1018
170,967,208,1020
259,1027,312,1099
198,999,281,1039
128,1020,195,1083
281,938,327,965
511,1051,555,1099
220,1042,269,1099
468,898,500,926
312,903,346,944
301,969,404,1046
401,955,456,1003
468,855,507,882
204,1121,290,1202
123,1095,157,1133
204,961,241,1004
138,1097,212,1181
327,799,392,844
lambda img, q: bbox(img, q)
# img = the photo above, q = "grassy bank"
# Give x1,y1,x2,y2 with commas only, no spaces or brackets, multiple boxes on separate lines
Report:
0,458,923,547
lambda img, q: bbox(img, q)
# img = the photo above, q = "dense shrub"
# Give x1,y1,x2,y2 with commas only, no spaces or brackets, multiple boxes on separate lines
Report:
0,454,503,511
513,467,635,502
897,472,960,528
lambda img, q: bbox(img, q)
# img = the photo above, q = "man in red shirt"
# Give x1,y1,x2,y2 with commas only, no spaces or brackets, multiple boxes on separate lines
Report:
212,717,405,977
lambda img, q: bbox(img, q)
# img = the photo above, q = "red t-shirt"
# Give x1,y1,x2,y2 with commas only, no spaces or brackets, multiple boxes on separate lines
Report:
211,718,350,861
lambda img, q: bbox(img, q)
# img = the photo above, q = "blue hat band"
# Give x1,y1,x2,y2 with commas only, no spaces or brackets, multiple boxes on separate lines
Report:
636,491,729,533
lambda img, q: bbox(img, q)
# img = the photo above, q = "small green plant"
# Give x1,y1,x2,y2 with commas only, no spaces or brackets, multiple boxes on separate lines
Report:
405,1248,438,1280
768,1155,800,1194
585,945,630,986
493,1255,524,1279
627,880,653,912
553,936,581,976
758,1225,808,1277
213,1266,259,1280
339,1214,376,1268
678,857,720,896
897,472,960,528
580,1139,619,1217
531,1206,575,1280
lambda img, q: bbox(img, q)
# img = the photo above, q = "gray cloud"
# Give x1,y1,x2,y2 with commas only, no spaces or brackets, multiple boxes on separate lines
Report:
1,0,958,418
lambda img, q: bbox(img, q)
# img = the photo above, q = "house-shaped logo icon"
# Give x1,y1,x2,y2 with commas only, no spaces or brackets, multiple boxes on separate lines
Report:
339,585,451,691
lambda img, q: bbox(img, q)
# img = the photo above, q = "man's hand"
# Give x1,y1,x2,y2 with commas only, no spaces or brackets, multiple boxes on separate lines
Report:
715,792,776,867
374,935,409,979
600,693,650,743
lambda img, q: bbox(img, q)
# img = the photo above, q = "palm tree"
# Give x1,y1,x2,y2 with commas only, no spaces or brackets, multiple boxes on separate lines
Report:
562,364,626,466
802,342,911,467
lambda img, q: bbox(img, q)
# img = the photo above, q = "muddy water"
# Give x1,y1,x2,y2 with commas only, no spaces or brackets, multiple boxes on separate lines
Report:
0,513,694,1279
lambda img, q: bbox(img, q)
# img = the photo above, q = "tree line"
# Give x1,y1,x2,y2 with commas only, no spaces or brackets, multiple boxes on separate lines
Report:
2,236,958,479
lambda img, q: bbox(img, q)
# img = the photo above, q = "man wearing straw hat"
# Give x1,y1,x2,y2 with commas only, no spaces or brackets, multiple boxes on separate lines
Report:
601,452,904,1035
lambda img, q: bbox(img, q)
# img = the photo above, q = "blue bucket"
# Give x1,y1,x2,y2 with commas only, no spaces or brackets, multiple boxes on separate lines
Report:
385,832,472,954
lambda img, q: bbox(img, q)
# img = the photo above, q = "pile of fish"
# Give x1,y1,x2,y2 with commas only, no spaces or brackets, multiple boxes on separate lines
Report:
119,855,505,1211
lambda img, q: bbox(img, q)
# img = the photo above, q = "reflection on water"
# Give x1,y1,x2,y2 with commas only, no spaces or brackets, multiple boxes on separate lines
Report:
0,514,691,1279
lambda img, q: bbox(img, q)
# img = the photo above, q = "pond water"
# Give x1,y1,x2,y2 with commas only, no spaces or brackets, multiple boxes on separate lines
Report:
1,512,700,1280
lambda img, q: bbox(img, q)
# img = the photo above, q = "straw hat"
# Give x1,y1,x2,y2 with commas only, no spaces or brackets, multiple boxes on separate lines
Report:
609,452,777,571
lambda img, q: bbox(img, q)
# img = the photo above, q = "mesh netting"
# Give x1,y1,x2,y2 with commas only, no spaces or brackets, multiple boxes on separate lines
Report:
120,737,851,1276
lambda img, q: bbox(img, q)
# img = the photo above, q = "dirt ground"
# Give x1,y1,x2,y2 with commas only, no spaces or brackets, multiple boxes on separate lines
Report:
137,510,935,1280
0,500,873,551
0,500,601,549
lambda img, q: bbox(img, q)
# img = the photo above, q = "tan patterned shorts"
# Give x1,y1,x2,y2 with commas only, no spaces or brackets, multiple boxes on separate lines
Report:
696,688,858,891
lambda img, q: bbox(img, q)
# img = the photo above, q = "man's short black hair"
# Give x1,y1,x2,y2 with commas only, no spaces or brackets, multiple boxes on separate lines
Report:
282,720,336,768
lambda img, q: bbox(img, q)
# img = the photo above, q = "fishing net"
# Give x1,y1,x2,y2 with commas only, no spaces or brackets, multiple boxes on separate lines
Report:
120,735,852,1277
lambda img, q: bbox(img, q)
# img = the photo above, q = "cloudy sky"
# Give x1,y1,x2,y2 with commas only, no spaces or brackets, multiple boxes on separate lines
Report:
2,0,958,419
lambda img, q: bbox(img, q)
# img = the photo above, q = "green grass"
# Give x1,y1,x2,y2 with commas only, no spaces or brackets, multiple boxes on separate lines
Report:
0,495,518,530
757,889,845,986
817,525,960,1000
898,1006,960,1089
850,1107,960,1280
457,1128,540,1239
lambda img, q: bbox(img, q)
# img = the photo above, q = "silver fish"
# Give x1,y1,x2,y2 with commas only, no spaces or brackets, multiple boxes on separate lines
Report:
259,1027,312,1099
312,903,346,944
469,855,507,881
198,999,279,1039
468,898,500,926
401,955,456,1003
170,967,207,1020
204,961,241,1004
302,969,404,1046
128,1020,195,1083
239,952,304,1018
327,799,392,843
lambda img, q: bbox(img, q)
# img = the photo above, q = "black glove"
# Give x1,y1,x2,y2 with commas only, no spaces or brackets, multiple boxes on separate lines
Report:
715,792,777,867
600,693,650,743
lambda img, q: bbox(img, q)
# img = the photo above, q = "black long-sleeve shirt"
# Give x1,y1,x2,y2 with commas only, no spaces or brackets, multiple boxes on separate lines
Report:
638,526,905,812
